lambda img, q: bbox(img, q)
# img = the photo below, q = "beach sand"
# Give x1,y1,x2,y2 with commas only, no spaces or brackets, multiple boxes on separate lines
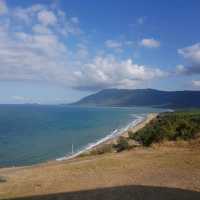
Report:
79,113,158,155
121,113,157,138
61,113,158,159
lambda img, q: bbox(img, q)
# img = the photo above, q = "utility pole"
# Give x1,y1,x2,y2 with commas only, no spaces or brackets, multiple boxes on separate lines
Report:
71,144,74,155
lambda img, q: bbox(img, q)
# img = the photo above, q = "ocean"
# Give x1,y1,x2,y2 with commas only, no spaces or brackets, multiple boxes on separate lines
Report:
0,105,165,167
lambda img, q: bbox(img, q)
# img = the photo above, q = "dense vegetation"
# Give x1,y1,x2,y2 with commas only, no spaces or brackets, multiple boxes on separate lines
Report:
129,111,200,146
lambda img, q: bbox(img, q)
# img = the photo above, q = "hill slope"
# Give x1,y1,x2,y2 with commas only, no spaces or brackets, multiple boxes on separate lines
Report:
1,146,200,199
74,89,200,108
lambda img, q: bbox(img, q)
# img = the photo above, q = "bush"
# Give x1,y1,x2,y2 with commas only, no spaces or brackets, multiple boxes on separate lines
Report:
133,128,159,146
0,176,6,183
90,144,113,155
114,136,129,152
128,130,134,138
174,121,195,140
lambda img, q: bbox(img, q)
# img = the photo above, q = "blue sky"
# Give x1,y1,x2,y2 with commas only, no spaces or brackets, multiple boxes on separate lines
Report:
0,0,200,104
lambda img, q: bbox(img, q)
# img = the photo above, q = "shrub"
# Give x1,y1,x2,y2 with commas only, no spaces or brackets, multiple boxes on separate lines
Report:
114,136,129,152
174,121,195,140
128,130,134,138
0,176,6,183
90,144,113,155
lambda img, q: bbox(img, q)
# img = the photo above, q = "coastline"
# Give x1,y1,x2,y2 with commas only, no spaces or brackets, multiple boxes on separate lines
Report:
0,112,158,170
1,110,200,199
56,112,158,161
2,110,200,200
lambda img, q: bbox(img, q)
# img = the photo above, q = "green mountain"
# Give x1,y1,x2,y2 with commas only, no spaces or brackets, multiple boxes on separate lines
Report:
74,89,200,108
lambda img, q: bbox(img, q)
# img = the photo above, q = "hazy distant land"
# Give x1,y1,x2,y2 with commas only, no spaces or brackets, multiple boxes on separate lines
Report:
74,89,200,108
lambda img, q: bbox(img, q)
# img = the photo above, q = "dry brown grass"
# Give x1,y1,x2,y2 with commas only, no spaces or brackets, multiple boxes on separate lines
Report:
0,144,200,200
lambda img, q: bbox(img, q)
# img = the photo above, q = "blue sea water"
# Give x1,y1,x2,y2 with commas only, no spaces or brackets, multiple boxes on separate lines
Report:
0,105,165,167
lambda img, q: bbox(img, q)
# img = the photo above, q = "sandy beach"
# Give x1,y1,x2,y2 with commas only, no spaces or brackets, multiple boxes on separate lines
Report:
57,113,158,160
90,113,157,147
115,113,157,139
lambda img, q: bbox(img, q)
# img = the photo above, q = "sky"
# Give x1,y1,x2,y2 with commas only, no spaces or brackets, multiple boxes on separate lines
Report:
0,0,200,104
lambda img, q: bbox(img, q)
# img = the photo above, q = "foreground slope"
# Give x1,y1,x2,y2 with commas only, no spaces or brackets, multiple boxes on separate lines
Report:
0,144,200,200
74,89,200,108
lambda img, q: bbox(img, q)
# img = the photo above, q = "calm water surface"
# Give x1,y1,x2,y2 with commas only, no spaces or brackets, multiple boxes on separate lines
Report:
0,105,165,167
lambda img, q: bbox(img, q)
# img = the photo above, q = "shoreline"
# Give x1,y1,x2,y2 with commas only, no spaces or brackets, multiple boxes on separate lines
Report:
1,110,200,199
87,112,158,151
56,112,158,161
0,112,158,170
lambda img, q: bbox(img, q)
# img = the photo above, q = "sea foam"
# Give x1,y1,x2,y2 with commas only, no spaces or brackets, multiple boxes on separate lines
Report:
56,114,146,161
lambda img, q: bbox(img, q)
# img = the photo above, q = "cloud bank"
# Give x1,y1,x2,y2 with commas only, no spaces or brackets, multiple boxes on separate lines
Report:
0,1,165,91
73,56,166,90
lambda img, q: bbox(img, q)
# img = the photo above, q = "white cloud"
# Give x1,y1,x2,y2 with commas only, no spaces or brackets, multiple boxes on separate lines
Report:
12,4,44,24
178,43,200,63
0,2,80,87
0,2,166,91
12,96,28,101
32,24,52,34
192,80,200,88
12,95,42,103
104,39,133,52
105,40,122,49
178,43,200,75
176,64,187,74
73,56,166,90
76,43,89,59
140,38,160,48
37,10,57,26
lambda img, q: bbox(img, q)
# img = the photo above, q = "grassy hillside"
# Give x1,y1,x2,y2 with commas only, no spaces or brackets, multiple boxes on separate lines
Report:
129,110,200,146
1,146,200,199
